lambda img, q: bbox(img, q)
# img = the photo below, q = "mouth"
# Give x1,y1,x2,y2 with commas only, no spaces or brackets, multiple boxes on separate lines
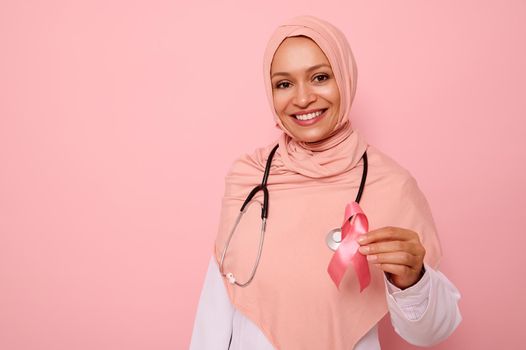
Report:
290,108,328,126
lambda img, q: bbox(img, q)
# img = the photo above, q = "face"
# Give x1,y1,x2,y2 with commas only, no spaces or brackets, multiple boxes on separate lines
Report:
270,36,340,143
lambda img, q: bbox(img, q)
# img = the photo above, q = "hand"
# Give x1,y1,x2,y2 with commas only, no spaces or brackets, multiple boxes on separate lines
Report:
357,226,426,289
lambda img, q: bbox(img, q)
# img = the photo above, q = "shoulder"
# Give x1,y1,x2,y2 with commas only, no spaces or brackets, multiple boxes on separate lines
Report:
226,140,277,178
365,144,419,191
224,140,280,197
364,145,442,266
222,141,278,198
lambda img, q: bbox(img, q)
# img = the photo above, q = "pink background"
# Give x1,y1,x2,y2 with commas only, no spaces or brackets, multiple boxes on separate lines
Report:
1,1,525,349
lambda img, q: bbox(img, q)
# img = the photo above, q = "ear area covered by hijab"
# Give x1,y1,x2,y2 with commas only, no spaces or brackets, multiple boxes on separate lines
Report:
213,15,442,350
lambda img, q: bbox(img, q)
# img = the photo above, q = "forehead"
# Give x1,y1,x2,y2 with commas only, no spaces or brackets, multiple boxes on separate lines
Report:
270,36,331,72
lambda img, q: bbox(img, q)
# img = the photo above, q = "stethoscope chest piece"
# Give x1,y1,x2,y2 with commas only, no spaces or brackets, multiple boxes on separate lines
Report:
326,228,342,251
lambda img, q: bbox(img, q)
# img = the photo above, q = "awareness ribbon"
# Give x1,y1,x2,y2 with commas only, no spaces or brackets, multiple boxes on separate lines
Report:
327,202,371,291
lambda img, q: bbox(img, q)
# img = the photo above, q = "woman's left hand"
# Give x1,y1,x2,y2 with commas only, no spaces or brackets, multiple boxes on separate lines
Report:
357,227,426,290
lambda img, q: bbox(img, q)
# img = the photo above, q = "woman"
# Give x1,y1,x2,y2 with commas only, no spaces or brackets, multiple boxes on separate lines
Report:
190,15,461,349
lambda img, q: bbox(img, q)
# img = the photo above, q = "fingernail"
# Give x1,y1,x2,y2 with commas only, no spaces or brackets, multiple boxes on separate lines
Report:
357,236,366,243
367,255,377,261
359,246,369,254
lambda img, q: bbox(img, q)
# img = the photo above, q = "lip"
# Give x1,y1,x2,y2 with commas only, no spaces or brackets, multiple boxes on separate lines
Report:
290,108,328,126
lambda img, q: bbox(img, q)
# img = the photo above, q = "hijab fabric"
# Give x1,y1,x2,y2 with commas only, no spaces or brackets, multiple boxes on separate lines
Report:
213,15,442,349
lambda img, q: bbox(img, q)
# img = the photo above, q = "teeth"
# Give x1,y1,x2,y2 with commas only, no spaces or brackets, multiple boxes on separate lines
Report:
295,110,324,121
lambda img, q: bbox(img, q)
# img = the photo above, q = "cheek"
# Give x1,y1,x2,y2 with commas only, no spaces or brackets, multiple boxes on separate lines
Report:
319,83,340,105
322,84,340,128
272,93,289,116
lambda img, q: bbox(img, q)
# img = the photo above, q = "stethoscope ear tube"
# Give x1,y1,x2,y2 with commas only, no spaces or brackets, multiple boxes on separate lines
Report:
241,185,263,212
239,143,279,219
355,151,368,204
239,185,270,220
260,144,279,219
261,187,269,219
262,144,280,186
326,150,368,252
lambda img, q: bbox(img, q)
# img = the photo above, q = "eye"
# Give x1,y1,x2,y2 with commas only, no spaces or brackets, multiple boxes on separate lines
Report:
275,81,291,89
314,74,329,82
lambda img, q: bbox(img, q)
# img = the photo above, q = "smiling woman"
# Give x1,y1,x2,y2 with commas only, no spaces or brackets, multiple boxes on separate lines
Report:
190,15,462,350
270,36,340,142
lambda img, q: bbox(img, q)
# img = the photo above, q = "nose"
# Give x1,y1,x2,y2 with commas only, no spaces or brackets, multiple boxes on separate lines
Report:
292,83,316,107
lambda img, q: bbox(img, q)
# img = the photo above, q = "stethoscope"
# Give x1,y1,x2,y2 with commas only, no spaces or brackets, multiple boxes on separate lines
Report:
219,143,368,287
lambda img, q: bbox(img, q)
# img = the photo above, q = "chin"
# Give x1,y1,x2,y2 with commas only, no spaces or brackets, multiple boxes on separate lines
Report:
287,124,333,143
283,115,338,143
290,131,330,143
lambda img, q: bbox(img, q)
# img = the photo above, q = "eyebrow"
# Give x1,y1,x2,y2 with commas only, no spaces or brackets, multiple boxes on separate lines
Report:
271,63,331,79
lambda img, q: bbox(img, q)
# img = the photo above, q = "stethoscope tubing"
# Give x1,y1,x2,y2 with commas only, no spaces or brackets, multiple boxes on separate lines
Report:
219,143,368,287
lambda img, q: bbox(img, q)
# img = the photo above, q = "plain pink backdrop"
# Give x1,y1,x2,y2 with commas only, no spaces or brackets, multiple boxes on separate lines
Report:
1,1,525,349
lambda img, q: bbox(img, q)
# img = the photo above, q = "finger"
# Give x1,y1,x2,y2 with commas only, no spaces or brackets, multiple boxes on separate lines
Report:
359,240,414,255
365,251,418,268
372,263,416,277
358,227,418,245
359,241,426,257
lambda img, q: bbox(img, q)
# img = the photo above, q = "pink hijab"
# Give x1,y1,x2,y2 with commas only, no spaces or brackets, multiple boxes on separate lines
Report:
214,15,442,349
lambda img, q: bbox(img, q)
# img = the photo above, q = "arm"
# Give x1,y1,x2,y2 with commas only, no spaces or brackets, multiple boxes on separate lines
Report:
358,175,461,345
384,264,462,346
189,255,234,350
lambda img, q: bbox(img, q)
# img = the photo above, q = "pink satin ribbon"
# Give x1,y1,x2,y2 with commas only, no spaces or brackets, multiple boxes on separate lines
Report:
327,202,371,291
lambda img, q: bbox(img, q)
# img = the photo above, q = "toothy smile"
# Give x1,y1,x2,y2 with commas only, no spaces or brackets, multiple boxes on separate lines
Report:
293,109,327,120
